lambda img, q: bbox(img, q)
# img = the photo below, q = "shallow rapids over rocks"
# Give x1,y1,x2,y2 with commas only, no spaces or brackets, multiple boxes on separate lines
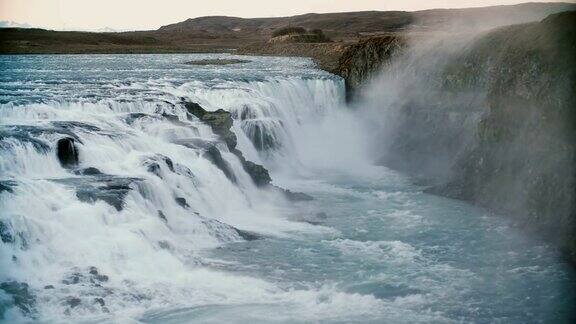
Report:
0,54,574,323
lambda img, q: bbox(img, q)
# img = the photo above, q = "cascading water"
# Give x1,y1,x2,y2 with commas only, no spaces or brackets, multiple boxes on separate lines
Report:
1,54,575,323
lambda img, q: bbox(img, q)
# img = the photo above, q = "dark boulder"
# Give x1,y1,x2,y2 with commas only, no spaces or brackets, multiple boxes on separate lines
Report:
235,228,261,241
0,220,14,243
93,297,105,307
88,267,109,283
64,296,81,308
241,160,271,187
175,197,190,209
143,155,175,178
0,180,16,194
0,281,36,316
56,137,79,168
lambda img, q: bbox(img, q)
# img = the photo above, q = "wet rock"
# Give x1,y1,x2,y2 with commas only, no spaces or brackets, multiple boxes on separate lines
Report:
172,138,218,150
184,101,307,196
161,113,188,126
280,187,313,201
0,180,16,194
51,121,101,133
203,146,237,183
88,266,109,283
338,36,404,101
62,272,82,285
43,285,54,290
157,210,168,223
53,176,141,211
146,162,162,177
56,137,79,168
0,128,50,153
244,122,281,151
124,112,157,125
72,167,103,176
241,160,271,187
0,281,36,316
184,101,237,150
158,240,171,249
175,197,190,209
64,296,81,308
235,229,261,241
143,155,175,178
93,297,105,307
0,220,14,243
316,212,328,219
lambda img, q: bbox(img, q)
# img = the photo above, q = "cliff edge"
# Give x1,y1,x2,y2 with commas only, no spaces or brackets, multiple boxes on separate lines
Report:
344,11,576,262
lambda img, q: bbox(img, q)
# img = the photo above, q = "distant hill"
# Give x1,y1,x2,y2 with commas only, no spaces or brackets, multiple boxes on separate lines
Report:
1,2,574,54
0,20,32,29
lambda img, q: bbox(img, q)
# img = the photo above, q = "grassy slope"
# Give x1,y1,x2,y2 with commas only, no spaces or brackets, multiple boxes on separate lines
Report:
1,2,573,54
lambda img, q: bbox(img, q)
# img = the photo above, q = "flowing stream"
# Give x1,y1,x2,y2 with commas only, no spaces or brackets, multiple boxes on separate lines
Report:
0,54,574,323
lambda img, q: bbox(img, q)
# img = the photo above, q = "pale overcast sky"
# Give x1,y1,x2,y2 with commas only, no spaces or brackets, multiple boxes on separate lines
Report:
0,0,571,31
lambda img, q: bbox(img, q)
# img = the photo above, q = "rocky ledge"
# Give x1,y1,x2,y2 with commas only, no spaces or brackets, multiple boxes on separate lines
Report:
184,101,312,200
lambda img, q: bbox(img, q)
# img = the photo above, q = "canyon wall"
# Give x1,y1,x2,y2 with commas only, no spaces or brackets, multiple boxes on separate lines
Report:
341,11,576,262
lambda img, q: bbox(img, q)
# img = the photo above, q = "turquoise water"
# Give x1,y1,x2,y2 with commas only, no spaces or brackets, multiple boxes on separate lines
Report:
0,54,574,323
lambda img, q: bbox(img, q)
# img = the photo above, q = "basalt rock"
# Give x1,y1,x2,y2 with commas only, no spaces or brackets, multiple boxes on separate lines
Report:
240,159,270,187
56,137,79,168
175,197,190,209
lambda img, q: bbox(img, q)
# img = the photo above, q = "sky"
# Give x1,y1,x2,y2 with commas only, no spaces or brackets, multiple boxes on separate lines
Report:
0,0,571,31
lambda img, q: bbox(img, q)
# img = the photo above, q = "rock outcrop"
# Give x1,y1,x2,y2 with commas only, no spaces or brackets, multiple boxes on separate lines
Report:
184,101,273,188
338,36,404,101
237,42,348,75
56,137,79,168
184,101,312,200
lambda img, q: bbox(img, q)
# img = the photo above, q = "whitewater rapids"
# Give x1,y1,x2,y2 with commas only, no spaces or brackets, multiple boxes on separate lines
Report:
0,54,574,323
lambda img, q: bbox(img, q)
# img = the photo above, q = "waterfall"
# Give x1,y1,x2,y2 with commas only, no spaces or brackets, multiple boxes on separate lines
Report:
0,55,362,320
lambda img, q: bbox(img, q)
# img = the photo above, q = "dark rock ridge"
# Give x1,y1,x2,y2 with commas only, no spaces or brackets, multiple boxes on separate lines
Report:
184,101,311,200
52,175,141,211
184,101,270,186
346,12,576,263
